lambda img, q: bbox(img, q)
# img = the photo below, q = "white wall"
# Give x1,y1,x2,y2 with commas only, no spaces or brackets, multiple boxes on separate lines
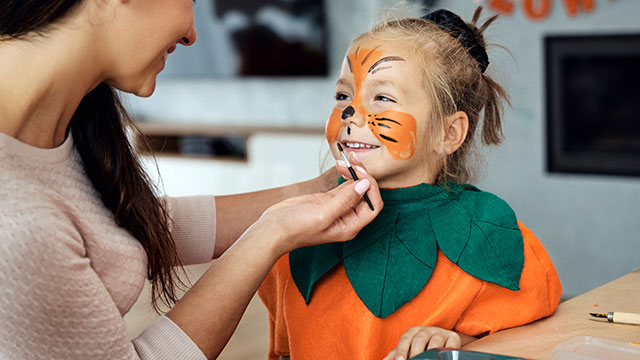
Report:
134,0,640,299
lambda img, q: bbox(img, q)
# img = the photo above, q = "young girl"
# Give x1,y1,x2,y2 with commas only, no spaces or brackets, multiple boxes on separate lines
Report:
258,7,561,360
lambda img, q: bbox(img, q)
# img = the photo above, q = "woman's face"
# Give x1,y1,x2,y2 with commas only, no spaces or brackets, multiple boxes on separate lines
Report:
105,0,196,97
326,37,440,188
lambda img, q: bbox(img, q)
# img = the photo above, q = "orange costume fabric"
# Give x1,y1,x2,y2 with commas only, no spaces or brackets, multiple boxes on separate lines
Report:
258,222,561,360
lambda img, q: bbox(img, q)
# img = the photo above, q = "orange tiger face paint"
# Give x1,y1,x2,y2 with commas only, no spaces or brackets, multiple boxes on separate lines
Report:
366,110,416,160
326,46,417,160
327,39,436,187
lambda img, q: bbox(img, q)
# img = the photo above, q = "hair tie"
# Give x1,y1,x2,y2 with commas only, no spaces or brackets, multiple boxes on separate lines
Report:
421,9,489,73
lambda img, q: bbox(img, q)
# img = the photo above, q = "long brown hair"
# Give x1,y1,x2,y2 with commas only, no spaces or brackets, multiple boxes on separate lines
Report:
1,0,184,312
354,7,511,184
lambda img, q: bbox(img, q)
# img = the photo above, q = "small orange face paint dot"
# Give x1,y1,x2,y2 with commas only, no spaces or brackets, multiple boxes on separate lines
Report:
593,304,598,307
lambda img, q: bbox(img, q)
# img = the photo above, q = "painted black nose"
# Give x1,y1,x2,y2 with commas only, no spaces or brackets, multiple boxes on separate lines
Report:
341,106,355,120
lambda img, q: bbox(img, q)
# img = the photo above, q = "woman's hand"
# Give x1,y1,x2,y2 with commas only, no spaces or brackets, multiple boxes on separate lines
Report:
335,151,369,181
383,326,475,360
256,166,382,254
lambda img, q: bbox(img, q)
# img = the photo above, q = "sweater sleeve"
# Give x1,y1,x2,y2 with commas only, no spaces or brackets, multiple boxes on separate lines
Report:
0,208,206,360
453,222,562,336
165,196,216,265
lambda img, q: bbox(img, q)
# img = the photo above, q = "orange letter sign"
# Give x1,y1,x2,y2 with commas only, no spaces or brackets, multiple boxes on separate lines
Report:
523,0,552,21
488,0,515,15
562,0,595,17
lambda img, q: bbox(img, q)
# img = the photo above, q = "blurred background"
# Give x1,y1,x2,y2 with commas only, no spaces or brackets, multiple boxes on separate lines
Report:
122,0,640,358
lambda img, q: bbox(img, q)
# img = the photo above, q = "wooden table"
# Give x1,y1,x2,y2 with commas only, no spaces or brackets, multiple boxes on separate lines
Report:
462,269,640,359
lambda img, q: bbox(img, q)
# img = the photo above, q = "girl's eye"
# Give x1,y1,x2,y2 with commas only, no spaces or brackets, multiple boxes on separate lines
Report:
375,95,395,103
335,93,351,101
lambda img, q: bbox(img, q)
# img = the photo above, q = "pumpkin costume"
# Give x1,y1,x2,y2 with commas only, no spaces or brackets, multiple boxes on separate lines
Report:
258,183,561,360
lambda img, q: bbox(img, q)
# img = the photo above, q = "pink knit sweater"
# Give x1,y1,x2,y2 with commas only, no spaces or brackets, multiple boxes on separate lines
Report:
0,132,216,359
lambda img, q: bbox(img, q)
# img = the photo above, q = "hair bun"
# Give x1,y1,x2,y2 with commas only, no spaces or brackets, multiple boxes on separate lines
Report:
421,9,490,73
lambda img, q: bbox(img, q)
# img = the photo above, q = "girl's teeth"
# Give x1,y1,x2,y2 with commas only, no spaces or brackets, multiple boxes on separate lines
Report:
345,142,378,149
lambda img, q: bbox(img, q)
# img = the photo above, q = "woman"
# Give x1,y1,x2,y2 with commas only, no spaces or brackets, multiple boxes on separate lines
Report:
0,1,382,359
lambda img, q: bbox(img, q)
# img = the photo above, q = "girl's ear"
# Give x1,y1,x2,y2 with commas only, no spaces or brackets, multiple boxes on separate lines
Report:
443,111,469,155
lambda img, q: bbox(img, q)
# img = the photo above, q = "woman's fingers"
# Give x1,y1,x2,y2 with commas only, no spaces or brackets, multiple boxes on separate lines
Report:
382,350,397,360
425,334,445,350
335,151,371,180
385,327,465,360
443,333,462,348
322,178,381,240
385,327,422,360
408,332,430,358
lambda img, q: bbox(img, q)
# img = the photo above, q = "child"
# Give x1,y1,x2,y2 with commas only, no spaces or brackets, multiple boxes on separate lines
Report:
258,7,561,360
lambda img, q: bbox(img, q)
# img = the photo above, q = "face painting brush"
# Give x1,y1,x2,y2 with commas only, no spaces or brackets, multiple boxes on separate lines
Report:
336,143,374,211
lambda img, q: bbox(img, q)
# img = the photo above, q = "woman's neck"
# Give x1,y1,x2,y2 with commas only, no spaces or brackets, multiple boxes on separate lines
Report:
0,25,105,148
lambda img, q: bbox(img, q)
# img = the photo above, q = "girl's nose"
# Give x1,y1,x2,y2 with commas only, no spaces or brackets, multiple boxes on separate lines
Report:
180,25,197,46
341,105,365,127
341,106,355,120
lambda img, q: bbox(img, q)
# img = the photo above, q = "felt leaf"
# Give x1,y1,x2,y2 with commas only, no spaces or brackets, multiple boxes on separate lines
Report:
290,243,342,304
431,187,524,290
394,208,438,270
429,199,470,263
457,221,524,290
344,217,436,318
343,211,398,257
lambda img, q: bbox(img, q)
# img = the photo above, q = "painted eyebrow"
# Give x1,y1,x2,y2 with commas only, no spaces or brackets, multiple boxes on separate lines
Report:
368,56,405,74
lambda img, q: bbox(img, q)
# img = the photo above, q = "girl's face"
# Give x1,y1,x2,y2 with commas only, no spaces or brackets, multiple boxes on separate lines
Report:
105,0,196,97
327,37,440,188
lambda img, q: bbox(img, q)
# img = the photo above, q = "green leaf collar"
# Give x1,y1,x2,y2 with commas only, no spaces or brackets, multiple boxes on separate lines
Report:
289,182,524,318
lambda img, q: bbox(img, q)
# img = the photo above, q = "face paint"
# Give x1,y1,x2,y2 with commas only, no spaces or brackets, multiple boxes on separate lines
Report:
341,106,355,120
326,107,342,144
367,110,417,160
326,46,418,160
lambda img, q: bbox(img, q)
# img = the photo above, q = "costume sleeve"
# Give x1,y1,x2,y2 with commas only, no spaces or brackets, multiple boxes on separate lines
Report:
165,196,216,265
258,255,291,360
454,221,562,336
0,208,205,360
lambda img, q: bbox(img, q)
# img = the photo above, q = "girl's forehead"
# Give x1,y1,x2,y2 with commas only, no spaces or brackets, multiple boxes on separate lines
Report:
347,38,406,58
339,40,422,83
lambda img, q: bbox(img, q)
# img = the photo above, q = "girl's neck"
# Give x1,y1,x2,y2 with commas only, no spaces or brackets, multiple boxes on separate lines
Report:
0,24,105,149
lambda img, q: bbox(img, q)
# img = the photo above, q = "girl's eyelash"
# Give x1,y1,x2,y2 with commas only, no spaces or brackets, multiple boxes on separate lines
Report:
335,93,351,101
375,95,396,103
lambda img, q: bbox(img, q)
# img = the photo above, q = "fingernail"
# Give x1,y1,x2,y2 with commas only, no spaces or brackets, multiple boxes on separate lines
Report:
397,357,405,360
337,160,347,168
355,165,368,175
354,179,371,195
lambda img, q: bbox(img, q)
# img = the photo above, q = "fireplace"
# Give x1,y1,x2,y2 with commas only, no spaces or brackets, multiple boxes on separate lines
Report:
545,34,640,177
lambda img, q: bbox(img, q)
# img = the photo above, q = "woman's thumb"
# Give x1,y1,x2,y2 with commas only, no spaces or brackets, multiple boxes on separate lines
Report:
326,179,371,216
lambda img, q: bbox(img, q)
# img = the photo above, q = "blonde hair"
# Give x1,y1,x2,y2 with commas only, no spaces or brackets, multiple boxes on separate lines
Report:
353,7,510,184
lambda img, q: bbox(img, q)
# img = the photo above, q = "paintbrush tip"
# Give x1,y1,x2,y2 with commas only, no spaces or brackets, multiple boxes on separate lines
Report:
590,312,607,318
336,143,344,152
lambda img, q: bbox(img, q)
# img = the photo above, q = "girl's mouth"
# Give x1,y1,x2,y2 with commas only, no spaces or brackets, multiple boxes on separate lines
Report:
342,141,380,151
